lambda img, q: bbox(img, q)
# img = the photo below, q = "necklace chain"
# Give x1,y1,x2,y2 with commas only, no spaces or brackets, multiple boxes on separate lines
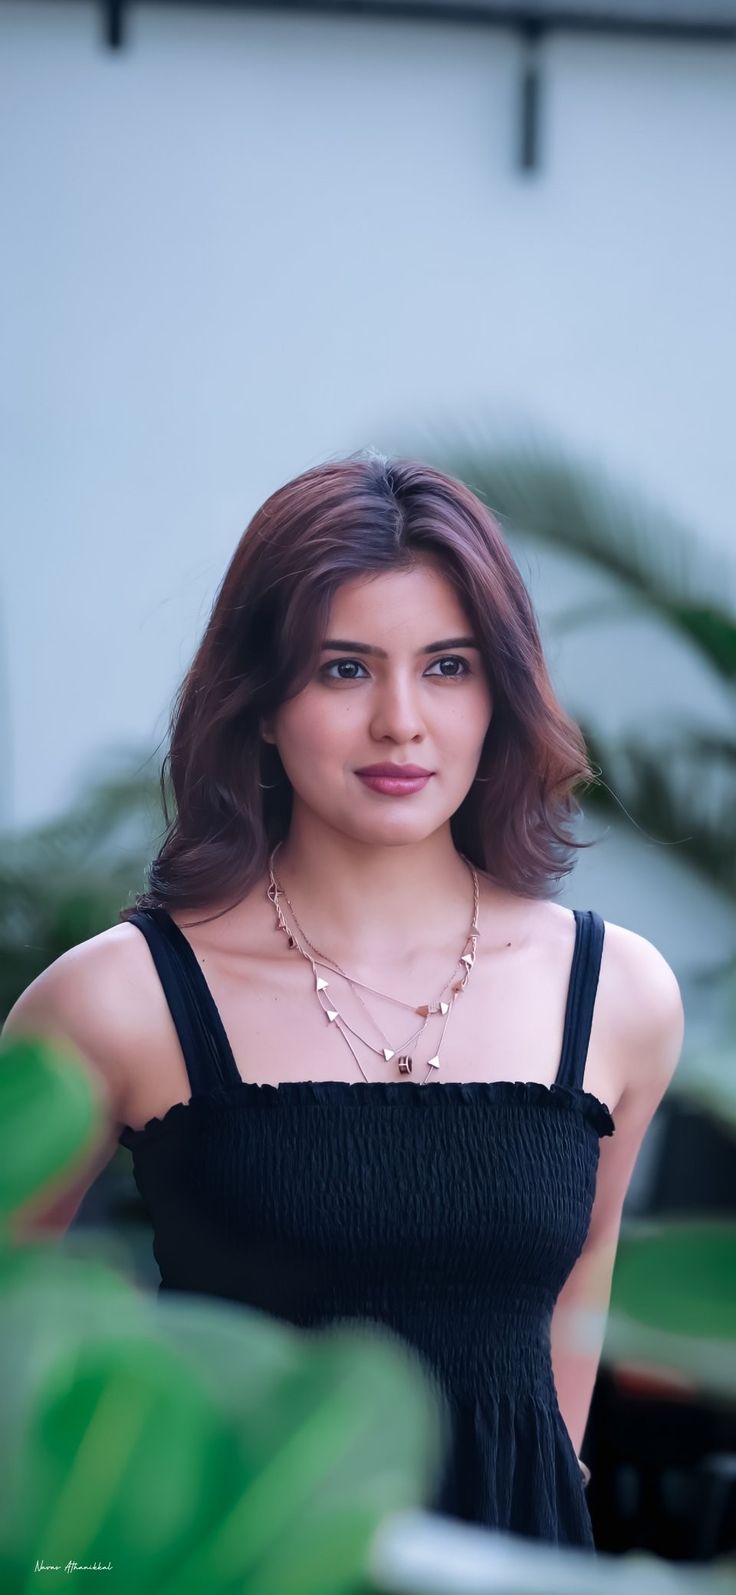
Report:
266,841,481,1084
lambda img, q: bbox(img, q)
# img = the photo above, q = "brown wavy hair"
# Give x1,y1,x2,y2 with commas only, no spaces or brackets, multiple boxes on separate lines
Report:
120,453,597,925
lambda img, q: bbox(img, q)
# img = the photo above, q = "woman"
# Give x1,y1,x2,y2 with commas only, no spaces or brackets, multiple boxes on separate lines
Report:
3,453,684,1547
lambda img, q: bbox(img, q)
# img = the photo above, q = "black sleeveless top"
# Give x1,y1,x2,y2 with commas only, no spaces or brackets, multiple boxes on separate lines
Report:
119,906,615,1549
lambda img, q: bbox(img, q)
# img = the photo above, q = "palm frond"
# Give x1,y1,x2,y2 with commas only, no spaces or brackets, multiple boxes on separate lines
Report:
581,721,736,897
440,441,736,681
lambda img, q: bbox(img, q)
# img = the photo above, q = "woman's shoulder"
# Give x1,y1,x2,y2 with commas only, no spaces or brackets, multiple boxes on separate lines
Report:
530,896,684,1095
589,913,685,1109
0,921,172,1238
539,892,681,1008
596,915,683,1029
1,920,168,1124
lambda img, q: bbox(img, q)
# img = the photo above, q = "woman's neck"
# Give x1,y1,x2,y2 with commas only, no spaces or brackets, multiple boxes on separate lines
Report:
270,825,478,967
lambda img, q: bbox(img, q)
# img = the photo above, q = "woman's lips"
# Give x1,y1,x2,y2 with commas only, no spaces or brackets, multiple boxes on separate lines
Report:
355,772,433,796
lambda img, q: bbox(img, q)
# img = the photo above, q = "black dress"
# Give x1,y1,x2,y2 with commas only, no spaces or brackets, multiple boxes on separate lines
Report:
118,905,615,1549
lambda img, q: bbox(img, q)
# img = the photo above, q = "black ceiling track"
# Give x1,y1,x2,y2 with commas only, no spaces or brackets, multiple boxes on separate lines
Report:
37,2,736,174
90,0,736,52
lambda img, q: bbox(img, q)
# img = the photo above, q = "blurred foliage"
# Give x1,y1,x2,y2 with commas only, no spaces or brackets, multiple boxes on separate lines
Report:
0,1034,105,1237
580,721,736,906
0,759,165,1013
0,1036,447,1595
615,1220,736,1341
673,1034,736,1135
440,440,736,678
1,1035,733,1594
605,1220,736,1402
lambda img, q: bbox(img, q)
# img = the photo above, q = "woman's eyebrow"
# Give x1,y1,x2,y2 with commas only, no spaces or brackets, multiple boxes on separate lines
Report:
321,637,480,658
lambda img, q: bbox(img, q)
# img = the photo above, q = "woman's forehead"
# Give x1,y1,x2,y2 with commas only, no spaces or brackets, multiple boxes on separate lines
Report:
326,563,469,627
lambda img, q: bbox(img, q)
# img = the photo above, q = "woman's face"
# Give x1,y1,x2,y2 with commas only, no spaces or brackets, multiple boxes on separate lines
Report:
261,560,493,846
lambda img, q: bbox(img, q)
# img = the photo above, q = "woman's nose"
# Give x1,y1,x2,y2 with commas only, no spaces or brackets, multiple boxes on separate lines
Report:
368,676,426,742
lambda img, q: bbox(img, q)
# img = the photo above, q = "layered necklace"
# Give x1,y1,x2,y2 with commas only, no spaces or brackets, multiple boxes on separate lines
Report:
265,840,481,1084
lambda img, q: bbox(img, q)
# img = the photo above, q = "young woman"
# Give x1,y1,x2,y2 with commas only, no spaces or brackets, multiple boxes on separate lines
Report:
3,453,684,1548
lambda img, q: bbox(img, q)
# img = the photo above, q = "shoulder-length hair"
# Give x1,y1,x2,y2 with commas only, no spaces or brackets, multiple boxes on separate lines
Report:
120,453,596,925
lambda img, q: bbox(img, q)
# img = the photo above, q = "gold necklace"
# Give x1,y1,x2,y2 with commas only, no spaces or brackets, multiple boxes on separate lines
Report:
266,842,480,1084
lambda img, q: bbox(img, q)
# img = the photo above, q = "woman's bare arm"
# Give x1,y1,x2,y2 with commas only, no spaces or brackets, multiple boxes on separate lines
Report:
550,922,685,1457
1,929,142,1238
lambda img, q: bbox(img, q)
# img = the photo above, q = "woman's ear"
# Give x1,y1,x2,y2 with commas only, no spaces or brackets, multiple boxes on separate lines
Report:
260,720,276,746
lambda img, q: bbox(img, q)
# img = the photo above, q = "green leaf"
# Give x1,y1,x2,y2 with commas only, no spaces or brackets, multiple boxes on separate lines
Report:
611,1220,736,1340
0,1261,444,1595
156,1321,447,1595
0,1037,103,1227
14,1336,242,1594
435,440,736,680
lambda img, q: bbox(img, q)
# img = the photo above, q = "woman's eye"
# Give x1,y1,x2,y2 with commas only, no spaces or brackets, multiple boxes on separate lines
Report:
321,656,471,682
426,656,472,678
321,660,369,680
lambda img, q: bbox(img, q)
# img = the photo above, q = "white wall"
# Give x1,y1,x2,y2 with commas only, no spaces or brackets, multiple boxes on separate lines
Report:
2,1,734,972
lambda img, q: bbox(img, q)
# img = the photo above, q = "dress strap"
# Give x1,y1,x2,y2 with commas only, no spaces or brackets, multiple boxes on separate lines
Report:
127,908,242,1097
553,909,606,1092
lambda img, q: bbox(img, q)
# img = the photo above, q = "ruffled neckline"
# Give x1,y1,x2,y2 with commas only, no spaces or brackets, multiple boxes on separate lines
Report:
119,1077,616,1149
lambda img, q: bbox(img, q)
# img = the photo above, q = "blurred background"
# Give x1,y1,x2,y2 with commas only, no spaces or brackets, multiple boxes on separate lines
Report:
1,0,735,1582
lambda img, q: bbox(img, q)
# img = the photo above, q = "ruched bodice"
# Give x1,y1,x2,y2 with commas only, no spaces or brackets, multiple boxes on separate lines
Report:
118,906,615,1548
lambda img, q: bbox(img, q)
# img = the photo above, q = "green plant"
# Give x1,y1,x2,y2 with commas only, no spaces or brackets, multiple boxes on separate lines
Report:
0,755,164,1013
0,1036,446,1595
603,1218,736,1402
